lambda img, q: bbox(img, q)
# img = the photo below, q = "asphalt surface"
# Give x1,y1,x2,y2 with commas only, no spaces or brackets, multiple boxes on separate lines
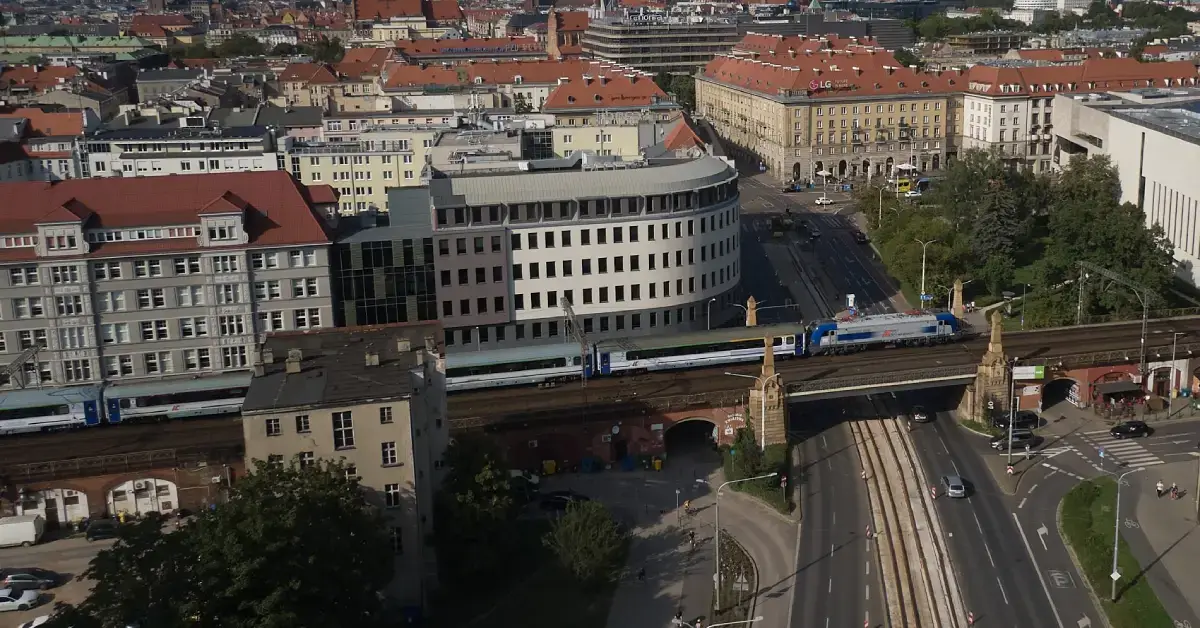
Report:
791,398,884,628
897,391,1099,628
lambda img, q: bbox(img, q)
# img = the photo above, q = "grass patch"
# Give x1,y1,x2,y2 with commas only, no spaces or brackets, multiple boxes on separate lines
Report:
959,418,1001,437
428,520,623,628
712,529,756,624
721,442,794,514
1060,478,1173,628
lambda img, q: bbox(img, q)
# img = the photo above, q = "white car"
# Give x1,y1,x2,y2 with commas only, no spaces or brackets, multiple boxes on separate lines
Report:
904,190,923,198
814,197,834,206
18,616,50,628
0,588,39,612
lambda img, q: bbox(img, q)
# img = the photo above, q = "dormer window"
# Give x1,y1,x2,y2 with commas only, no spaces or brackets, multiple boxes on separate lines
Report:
567,95,576,103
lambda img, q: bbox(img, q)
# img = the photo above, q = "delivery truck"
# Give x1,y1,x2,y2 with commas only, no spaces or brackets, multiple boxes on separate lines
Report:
0,515,46,548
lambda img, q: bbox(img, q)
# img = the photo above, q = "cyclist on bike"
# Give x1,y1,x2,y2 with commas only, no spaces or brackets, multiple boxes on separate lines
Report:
682,499,692,513
689,530,696,548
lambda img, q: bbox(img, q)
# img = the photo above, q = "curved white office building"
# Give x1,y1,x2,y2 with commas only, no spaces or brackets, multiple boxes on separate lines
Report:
419,155,743,351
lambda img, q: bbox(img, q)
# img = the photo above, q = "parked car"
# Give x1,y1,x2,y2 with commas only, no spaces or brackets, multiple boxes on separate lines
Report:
904,190,923,198
808,226,821,238
0,568,60,591
911,405,932,423
1110,420,1151,439
940,474,967,498
539,490,590,512
85,520,120,542
853,230,869,244
992,410,1040,431
17,616,50,628
0,588,39,612
814,197,834,206
990,429,1036,450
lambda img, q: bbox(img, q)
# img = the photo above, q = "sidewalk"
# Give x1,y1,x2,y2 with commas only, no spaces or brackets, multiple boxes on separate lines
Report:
1127,465,1200,626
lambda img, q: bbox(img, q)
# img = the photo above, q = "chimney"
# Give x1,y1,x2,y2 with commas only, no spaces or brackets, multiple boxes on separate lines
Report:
365,352,380,366
852,66,861,75
789,49,796,58
262,348,275,364
397,337,412,353
285,348,302,374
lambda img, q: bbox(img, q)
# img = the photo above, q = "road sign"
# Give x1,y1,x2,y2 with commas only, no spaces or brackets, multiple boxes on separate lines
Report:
1111,571,1121,582
847,293,856,309
1013,366,1046,380
733,574,751,592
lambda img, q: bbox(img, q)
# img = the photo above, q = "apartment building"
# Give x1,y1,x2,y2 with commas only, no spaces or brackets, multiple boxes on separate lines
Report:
287,126,443,213
0,108,97,182
241,323,447,607
542,72,680,124
275,62,389,113
1052,89,1200,285
82,109,285,178
961,58,1199,172
0,172,335,389
697,39,961,182
402,153,742,351
581,11,741,74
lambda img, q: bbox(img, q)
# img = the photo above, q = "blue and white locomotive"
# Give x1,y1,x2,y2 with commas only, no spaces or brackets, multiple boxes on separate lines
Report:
444,311,964,392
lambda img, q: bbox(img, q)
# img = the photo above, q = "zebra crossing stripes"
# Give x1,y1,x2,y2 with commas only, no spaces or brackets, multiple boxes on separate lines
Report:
1079,429,1165,468
996,445,1075,459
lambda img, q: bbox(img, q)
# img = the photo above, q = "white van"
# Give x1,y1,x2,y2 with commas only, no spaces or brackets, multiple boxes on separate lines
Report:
0,515,46,548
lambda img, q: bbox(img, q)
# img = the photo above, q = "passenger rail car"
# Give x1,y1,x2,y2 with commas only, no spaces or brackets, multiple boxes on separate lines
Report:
597,323,803,376
103,373,252,423
0,385,102,436
445,345,591,392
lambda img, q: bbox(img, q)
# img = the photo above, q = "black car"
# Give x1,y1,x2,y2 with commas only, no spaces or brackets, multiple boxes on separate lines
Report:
993,410,1040,430
539,490,590,512
911,405,932,423
0,568,60,591
1110,420,1151,439
853,230,869,244
808,226,821,239
85,520,120,542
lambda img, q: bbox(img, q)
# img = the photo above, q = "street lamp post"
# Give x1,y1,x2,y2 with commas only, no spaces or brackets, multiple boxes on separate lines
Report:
707,298,718,331
1111,468,1141,602
705,474,778,611
1020,283,1031,330
946,279,974,311
1171,332,1185,396
707,617,765,628
725,371,780,450
1007,357,1020,467
915,238,938,308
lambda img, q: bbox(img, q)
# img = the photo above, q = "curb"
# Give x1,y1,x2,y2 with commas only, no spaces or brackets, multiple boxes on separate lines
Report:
785,444,805,628
1056,487,1116,628
717,530,760,627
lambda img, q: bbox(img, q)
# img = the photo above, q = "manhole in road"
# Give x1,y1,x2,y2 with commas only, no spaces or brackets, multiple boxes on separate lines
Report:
1048,570,1076,589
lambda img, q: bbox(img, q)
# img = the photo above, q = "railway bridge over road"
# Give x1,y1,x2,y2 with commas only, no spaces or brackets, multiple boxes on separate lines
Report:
449,314,1200,469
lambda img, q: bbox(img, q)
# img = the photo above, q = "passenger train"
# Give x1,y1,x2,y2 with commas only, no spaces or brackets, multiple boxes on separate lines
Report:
445,311,963,392
0,372,251,437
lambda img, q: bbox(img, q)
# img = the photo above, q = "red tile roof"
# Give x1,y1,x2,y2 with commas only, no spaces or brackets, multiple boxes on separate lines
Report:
663,118,704,151
543,72,668,110
963,57,1199,96
131,14,194,29
702,52,960,99
0,65,81,94
383,58,603,89
354,0,423,21
732,33,882,61
394,36,541,56
423,0,463,21
0,108,83,137
552,10,589,32
0,172,330,262
279,62,340,84
336,48,393,76
303,184,339,205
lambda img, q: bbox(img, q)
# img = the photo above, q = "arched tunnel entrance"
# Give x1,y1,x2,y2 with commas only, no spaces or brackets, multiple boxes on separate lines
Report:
663,419,722,480
1041,378,1082,409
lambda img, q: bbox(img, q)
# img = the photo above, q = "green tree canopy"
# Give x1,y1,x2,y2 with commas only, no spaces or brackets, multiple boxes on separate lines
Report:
433,436,516,586
311,37,346,64
46,458,393,628
542,500,627,584
217,33,267,58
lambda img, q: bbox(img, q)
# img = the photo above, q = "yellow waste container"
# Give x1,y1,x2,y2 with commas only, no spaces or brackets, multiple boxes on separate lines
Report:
653,458,663,472
542,459,557,476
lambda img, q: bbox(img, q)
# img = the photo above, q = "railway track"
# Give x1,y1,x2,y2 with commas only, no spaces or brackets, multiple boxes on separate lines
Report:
0,417,243,467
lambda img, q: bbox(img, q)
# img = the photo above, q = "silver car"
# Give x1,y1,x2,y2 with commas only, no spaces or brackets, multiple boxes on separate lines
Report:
941,475,967,498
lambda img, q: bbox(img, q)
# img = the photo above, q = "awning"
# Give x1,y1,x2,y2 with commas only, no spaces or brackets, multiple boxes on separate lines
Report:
1095,381,1143,396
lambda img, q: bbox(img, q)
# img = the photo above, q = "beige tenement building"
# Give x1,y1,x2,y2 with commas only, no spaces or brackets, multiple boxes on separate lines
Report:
241,322,447,607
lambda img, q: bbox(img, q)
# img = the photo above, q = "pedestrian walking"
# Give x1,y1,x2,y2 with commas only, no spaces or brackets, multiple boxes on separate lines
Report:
637,567,646,582
1171,483,1179,500
1157,480,1165,498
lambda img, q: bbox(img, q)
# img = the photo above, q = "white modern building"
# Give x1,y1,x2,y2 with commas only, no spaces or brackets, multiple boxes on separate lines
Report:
1053,88,1200,286
394,153,743,351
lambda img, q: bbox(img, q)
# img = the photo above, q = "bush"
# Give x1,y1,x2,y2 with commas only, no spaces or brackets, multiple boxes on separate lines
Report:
721,428,793,514
543,500,628,585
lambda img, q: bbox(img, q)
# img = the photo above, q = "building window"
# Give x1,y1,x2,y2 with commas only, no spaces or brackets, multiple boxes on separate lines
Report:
384,483,402,508
332,411,355,449
212,255,240,273
266,418,281,436
381,441,398,466
221,346,248,368
295,414,311,433
267,454,284,467
345,465,358,481
63,359,92,382
174,256,201,275
50,266,80,284
294,308,321,329
299,452,315,468
134,260,162,278
183,348,211,371
380,406,394,424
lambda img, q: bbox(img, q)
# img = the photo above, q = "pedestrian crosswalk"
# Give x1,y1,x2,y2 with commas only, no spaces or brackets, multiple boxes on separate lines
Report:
995,445,1075,459
1078,429,1164,468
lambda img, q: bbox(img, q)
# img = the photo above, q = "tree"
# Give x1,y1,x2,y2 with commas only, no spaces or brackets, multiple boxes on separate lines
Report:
47,458,393,628
670,75,695,111
433,436,516,585
217,33,266,58
543,501,627,584
892,48,923,70
513,92,534,114
272,43,301,56
311,37,346,64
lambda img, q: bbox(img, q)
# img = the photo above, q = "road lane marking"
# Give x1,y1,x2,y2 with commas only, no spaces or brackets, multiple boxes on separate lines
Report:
865,584,870,600
822,434,828,448
1077,616,1091,628
1028,483,1039,494
984,542,996,567
1019,497,1028,509
833,510,837,526
973,511,984,534
866,561,870,575
1037,524,1050,550
952,460,961,476
828,578,832,593
939,435,950,454
998,577,1010,605
1012,512,1067,628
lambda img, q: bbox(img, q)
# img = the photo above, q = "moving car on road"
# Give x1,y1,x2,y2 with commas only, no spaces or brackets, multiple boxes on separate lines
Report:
990,428,1036,450
1110,420,1151,439
814,197,834,206
940,475,967,498
0,568,60,591
0,588,39,612
904,190,923,199
807,226,821,238
911,406,931,423
853,230,869,244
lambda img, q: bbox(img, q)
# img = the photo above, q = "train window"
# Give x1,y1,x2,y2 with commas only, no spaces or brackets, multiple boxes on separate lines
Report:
0,404,71,421
572,356,582,366
785,336,794,345
447,357,569,378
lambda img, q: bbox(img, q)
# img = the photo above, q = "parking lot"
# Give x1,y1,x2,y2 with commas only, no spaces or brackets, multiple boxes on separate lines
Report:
0,534,111,626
